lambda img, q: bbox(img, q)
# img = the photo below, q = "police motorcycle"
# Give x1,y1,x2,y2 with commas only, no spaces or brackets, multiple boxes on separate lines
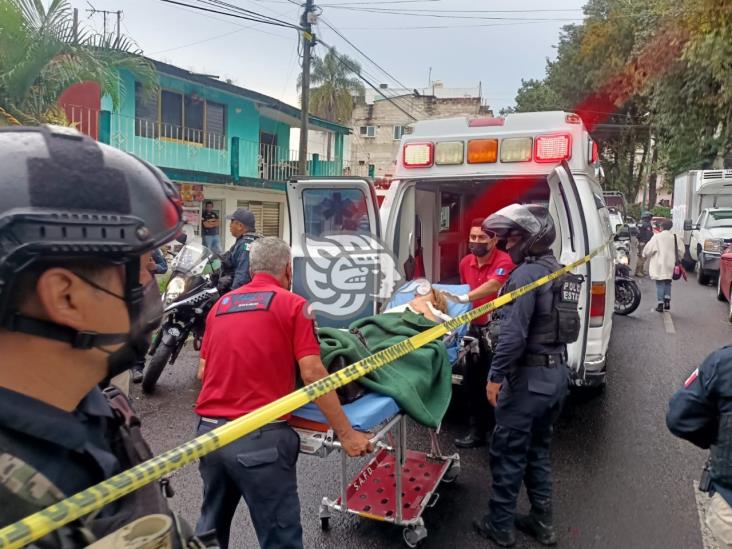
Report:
142,238,221,394
613,224,641,315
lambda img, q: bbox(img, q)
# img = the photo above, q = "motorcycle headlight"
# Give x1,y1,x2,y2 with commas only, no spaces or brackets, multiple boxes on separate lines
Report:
618,255,629,265
165,276,186,303
704,239,723,253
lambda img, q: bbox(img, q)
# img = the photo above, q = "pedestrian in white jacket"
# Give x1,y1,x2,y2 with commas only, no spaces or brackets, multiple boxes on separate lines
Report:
642,219,684,312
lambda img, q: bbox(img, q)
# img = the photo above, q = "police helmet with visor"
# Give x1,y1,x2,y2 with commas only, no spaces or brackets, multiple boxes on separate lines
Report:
482,203,556,263
0,125,183,377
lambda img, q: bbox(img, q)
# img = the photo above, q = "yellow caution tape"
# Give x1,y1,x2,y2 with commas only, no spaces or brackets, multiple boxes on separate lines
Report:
0,243,607,548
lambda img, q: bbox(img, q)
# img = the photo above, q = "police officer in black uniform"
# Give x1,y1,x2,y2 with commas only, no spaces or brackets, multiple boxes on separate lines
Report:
667,346,732,546
218,208,260,292
0,126,210,547
473,204,580,547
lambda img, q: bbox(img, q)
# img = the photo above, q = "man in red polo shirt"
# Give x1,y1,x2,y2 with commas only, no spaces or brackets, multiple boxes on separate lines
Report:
193,237,372,549
449,218,515,448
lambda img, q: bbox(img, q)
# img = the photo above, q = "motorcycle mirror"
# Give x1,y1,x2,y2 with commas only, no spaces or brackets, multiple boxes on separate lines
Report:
176,233,188,245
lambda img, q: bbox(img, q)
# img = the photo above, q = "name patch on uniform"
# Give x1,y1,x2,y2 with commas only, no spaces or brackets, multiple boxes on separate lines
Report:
216,292,275,315
560,280,582,303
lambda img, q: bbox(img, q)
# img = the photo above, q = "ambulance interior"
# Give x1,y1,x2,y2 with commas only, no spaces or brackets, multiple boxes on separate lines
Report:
391,176,566,285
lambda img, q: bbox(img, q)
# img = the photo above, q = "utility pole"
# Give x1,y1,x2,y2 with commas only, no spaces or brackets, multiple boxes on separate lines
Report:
298,0,315,176
73,8,79,42
86,3,122,41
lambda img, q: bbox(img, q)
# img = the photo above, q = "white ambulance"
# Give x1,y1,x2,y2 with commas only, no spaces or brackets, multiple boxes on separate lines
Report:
285,111,614,388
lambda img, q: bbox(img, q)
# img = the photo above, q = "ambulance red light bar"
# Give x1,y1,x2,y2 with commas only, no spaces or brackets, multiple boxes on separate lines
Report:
403,142,434,168
468,117,505,127
534,133,572,163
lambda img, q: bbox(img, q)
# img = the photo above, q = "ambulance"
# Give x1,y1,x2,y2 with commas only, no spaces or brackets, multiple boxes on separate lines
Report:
284,111,614,388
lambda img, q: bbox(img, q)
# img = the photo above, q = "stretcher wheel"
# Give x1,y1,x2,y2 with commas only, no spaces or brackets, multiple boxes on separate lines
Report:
402,525,427,547
442,462,460,484
320,517,330,531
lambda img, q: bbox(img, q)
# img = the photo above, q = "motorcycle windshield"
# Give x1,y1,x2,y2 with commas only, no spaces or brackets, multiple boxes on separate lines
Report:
171,243,213,276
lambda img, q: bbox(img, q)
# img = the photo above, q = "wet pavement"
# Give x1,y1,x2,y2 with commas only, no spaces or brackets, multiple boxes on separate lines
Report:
131,273,731,548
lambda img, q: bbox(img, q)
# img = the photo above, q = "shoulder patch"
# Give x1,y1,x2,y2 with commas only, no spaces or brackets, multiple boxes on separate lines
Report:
496,267,506,276
217,292,275,315
684,368,699,388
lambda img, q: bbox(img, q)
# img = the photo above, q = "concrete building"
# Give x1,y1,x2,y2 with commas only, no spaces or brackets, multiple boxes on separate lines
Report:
348,82,491,180
59,58,350,250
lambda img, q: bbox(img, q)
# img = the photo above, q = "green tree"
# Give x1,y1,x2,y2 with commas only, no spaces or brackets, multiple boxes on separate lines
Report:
0,0,157,126
298,47,364,160
500,79,561,115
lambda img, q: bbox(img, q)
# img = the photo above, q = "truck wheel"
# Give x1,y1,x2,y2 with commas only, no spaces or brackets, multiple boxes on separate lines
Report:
697,256,711,285
142,343,174,394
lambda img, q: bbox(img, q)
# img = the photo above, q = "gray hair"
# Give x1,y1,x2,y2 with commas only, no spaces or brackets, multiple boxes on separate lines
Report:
249,236,291,276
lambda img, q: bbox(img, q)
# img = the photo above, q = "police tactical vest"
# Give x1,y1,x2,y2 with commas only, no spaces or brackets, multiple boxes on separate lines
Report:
0,388,188,548
526,257,583,346
711,413,732,489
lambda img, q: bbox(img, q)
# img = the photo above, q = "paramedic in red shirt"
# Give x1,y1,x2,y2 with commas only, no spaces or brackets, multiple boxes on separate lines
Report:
193,236,372,549
448,218,515,449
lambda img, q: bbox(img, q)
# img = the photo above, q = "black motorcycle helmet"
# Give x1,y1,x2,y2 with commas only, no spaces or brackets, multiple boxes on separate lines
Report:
641,211,652,220
482,203,556,263
0,125,183,372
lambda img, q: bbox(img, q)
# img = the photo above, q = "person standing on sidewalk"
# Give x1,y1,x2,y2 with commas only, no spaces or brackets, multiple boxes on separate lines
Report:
642,219,684,312
201,201,222,253
635,211,654,277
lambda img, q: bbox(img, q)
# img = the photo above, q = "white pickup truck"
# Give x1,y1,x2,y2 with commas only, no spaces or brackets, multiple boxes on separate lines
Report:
685,208,732,284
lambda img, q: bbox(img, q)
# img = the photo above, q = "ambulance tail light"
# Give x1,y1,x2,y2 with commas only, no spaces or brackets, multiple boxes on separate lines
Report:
500,137,533,163
591,140,599,163
590,282,606,327
535,134,572,163
435,141,464,165
467,139,498,164
403,142,434,168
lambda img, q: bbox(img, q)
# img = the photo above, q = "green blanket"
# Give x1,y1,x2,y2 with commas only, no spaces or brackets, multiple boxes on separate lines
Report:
318,310,452,428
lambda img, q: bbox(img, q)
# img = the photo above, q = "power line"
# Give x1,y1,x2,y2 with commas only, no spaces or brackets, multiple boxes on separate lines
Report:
316,38,417,121
194,0,299,27
317,18,428,118
337,21,568,30
158,0,302,29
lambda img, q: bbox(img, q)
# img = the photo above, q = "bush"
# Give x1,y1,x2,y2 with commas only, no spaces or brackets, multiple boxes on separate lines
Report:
652,205,671,218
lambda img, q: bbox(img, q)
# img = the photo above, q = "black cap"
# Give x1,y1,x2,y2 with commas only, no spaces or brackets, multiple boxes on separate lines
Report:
227,208,256,229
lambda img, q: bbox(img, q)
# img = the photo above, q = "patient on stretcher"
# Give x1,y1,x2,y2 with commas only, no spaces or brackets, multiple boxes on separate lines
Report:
382,286,452,324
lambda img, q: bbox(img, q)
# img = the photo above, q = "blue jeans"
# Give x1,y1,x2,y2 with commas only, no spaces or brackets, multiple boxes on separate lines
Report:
655,279,671,303
202,234,222,254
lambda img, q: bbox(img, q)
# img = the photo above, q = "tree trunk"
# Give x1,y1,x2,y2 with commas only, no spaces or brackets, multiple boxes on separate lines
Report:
648,143,659,209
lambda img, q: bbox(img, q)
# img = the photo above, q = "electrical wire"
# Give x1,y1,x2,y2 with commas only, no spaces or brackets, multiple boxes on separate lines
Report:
316,19,430,119
157,0,302,29
195,0,299,27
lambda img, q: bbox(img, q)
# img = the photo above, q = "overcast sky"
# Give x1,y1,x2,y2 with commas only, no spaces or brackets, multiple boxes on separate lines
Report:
67,0,586,114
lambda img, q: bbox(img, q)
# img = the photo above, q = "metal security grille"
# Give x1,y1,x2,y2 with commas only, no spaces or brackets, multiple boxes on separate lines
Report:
236,200,281,237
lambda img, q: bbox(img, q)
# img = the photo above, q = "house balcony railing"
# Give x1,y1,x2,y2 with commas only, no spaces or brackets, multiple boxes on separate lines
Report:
63,104,348,183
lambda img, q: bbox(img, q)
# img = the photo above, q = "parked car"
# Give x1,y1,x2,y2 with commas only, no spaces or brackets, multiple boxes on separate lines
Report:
685,208,732,284
716,244,732,322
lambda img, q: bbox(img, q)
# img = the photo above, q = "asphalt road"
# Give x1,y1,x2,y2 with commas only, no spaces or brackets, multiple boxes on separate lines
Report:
131,273,732,548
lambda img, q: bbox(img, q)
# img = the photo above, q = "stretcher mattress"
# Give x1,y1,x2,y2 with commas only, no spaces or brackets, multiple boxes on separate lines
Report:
292,392,400,431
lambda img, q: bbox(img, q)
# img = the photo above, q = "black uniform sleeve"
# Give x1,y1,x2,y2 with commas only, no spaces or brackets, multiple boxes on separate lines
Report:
666,351,722,449
488,266,537,382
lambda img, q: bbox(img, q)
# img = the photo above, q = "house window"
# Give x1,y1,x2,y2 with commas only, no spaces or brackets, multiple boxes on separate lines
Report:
359,126,375,138
161,90,183,139
134,83,227,149
236,200,281,237
135,82,158,138
393,125,405,140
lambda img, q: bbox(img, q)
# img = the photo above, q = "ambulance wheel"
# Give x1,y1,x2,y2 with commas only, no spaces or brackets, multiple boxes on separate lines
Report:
320,517,330,531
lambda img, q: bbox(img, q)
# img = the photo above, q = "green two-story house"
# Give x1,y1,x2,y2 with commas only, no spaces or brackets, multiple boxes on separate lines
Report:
60,58,350,249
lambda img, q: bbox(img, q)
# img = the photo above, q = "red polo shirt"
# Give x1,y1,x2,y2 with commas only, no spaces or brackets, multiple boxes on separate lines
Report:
195,273,321,420
459,248,515,325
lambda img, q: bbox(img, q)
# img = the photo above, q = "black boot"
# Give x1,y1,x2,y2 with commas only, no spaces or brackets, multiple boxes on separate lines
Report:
515,506,557,546
455,424,486,449
473,516,516,547
655,302,664,313
664,297,670,311
131,360,145,384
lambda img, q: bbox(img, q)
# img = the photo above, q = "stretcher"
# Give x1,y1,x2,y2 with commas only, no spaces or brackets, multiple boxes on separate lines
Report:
290,283,472,547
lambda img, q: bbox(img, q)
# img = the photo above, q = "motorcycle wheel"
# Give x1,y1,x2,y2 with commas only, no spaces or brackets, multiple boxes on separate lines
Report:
614,279,641,315
142,343,175,394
